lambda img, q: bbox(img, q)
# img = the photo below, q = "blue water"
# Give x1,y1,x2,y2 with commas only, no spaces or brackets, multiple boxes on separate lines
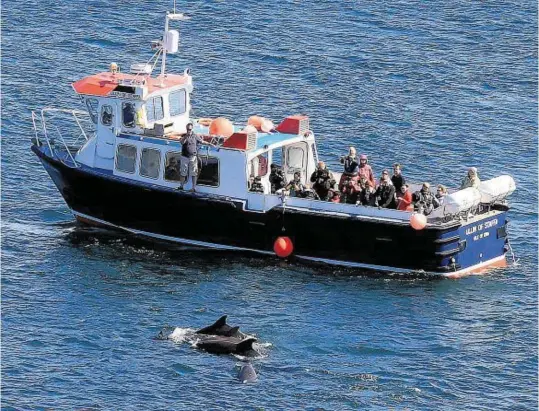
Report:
2,0,538,409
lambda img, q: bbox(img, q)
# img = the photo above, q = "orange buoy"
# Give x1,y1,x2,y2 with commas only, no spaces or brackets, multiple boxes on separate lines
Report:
209,117,234,137
260,118,274,133
273,236,293,258
242,124,258,134
247,115,264,130
410,212,427,230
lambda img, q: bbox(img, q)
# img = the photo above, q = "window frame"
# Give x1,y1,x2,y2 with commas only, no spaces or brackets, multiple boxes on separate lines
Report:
100,104,114,126
115,144,137,174
122,102,137,128
197,156,220,188
139,147,162,180
286,146,305,169
169,89,187,117
146,96,164,123
163,150,183,182
86,98,99,124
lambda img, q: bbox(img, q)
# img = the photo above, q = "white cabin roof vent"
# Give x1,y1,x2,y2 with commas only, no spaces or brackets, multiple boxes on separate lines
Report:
130,63,152,75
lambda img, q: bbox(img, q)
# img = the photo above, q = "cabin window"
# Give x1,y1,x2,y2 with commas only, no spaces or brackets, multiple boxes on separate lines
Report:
197,157,219,187
140,148,161,179
115,144,137,173
169,89,187,117
122,102,136,128
286,146,305,168
146,96,164,122
101,105,114,126
164,151,182,181
86,98,99,124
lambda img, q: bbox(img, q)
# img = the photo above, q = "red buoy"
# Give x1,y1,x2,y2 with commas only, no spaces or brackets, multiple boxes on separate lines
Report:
274,236,293,258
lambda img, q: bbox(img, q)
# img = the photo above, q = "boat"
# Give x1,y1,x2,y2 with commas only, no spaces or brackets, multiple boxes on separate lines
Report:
30,11,517,278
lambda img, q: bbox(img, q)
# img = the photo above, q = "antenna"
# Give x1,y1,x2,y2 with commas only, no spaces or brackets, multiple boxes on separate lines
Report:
159,11,190,86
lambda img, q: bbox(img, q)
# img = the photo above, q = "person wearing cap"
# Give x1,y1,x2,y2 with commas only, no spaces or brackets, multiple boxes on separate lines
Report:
461,167,481,189
375,170,396,208
396,184,413,211
359,180,377,206
310,161,336,200
269,163,286,193
391,163,406,192
413,182,439,215
338,146,360,191
358,154,376,187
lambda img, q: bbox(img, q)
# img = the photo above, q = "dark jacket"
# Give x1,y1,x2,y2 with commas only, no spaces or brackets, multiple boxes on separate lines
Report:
269,169,286,193
310,169,336,199
391,174,405,192
341,156,359,175
413,189,440,215
376,183,396,208
360,188,377,207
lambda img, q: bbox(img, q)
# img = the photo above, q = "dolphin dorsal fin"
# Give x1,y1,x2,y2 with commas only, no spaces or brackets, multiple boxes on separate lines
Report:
236,337,257,353
214,315,228,327
224,326,240,337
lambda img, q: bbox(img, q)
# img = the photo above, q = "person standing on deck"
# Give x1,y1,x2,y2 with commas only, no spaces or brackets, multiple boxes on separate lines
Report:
338,147,360,191
178,123,211,192
310,161,336,201
358,154,376,188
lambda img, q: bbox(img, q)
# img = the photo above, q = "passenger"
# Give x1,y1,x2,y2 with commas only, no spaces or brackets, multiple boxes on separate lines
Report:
329,189,341,203
358,154,376,187
359,180,377,206
413,182,439,215
165,157,180,180
391,163,406,192
396,184,413,211
435,184,448,207
310,161,336,201
461,167,481,189
249,176,265,193
285,171,306,197
341,178,362,204
268,163,286,194
178,123,212,192
375,170,396,209
338,147,359,191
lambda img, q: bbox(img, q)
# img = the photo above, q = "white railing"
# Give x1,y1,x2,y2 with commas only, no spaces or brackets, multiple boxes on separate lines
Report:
31,108,95,168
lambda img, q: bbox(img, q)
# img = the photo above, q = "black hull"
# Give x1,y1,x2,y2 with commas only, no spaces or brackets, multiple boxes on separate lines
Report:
34,147,507,275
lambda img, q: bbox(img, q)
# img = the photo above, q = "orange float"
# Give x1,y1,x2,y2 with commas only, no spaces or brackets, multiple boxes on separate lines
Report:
273,236,294,258
247,115,264,130
410,213,427,230
242,124,258,134
209,117,234,138
260,118,274,133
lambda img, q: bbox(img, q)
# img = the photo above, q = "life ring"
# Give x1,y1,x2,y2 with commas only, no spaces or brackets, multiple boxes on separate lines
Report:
198,118,213,127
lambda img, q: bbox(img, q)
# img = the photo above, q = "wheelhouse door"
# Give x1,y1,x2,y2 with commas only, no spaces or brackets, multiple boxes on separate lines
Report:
283,142,308,184
96,102,117,159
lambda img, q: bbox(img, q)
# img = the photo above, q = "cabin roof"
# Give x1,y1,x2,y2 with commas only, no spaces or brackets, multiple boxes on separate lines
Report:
72,72,189,97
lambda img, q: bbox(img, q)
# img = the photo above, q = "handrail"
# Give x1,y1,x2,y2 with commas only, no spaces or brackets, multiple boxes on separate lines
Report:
31,107,94,168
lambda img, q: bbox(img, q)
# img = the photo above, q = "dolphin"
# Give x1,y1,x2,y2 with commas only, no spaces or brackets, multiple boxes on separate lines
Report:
238,363,258,383
195,315,245,338
195,336,257,355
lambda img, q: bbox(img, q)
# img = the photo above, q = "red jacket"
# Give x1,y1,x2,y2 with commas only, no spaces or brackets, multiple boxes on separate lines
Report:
358,164,375,187
397,191,413,211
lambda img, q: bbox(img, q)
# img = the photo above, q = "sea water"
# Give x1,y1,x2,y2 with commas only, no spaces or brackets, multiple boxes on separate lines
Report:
2,0,537,409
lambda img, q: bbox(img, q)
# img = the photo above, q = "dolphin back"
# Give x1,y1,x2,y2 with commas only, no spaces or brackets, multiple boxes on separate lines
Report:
195,315,228,335
238,364,258,383
236,337,257,353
